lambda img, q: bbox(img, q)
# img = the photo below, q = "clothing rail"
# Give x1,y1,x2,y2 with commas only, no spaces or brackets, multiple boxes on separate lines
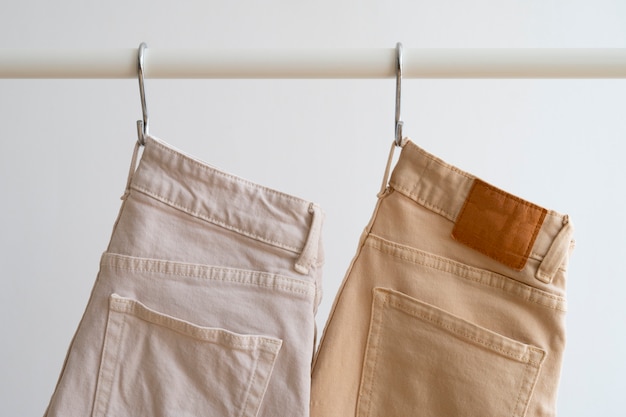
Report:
1,48,626,79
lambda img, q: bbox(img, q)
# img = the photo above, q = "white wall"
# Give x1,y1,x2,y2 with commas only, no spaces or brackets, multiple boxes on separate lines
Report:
1,1,625,415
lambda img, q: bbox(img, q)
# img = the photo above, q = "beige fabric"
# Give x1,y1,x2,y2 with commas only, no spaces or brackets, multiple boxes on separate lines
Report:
44,136,324,417
311,140,573,417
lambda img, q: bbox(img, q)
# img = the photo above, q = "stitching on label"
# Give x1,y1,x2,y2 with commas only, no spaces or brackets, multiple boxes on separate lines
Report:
452,179,547,271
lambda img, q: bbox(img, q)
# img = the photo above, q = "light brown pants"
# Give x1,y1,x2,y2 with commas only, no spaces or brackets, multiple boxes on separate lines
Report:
311,140,574,417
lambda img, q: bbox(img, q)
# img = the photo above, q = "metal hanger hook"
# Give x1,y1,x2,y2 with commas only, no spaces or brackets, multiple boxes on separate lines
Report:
136,42,149,146
394,42,404,147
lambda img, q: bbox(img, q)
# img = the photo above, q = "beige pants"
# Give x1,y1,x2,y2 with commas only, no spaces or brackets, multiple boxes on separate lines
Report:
44,136,324,417
311,140,574,417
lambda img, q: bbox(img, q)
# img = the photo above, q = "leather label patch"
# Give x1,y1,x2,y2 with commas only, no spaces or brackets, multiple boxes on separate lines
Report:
452,179,547,270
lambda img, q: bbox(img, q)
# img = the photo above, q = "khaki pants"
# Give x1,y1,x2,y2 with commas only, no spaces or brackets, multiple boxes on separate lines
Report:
311,140,574,417
44,136,324,417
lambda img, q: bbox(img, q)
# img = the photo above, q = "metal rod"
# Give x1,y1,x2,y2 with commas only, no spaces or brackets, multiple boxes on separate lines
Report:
1,48,626,79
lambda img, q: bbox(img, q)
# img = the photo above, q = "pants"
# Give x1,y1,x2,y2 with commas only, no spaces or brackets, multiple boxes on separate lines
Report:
311,140,574,417
44,136,324,417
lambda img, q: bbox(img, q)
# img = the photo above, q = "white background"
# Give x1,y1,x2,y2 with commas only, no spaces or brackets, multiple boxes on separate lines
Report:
1,1,625,415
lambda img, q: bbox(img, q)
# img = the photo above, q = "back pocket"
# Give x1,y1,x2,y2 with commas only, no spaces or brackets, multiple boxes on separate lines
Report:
92,294,282,417
357,287,545,417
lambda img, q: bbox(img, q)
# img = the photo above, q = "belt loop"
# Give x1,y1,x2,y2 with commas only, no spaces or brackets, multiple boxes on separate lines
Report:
536,215,574,283
120,139,143,200
377,138,407,198
295,203,324,276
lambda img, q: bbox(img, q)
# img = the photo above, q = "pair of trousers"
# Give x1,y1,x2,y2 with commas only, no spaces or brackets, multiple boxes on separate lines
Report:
46,136,574,416
311,140,574,416
44,136,324,417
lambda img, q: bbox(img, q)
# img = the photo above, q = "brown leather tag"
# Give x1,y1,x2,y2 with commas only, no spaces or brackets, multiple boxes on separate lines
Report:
452,179,547,270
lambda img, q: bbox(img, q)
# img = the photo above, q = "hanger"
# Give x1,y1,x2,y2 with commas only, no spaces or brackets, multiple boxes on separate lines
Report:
395,42,405,147
377,42,408,195
136,42,149,146
134,42,405,147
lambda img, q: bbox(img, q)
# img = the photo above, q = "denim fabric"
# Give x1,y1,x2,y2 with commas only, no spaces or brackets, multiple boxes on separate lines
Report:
44,136,324,417
311,140,573,417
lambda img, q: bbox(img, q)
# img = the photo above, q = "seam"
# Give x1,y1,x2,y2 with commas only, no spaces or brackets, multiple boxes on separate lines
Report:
390,186,568,273
366,296,384,417
132,184,299,253
95,312,127,417
102,254,315,295
147,138,311,205
528,250,568,273
511,352,543,417
131,184,301,253
106,262,314,296
366,235,567,312
386,298,536,363
512,361,530,417
453,234,526,270
239,351,260,417
361,293,386,417
390,183,457,221
405,142,475,179
113,297,283,348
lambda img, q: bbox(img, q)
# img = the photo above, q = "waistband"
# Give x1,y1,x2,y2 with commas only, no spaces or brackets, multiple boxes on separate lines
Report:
389,140,573,283
126,136,324,276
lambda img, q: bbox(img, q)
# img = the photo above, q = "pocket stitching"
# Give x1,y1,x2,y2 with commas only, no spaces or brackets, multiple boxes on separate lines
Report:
238,351,261,417
92,309,127,417
511,358,545,417
387,298,535,363
359,288,547,417
94,294,282,417
101,252,315,297
366,234,567,312
379,288,545,364
110,294,282,351
356,291,387,417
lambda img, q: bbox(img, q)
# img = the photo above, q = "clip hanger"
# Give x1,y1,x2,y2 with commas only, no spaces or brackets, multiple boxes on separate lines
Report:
136,42,149,146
